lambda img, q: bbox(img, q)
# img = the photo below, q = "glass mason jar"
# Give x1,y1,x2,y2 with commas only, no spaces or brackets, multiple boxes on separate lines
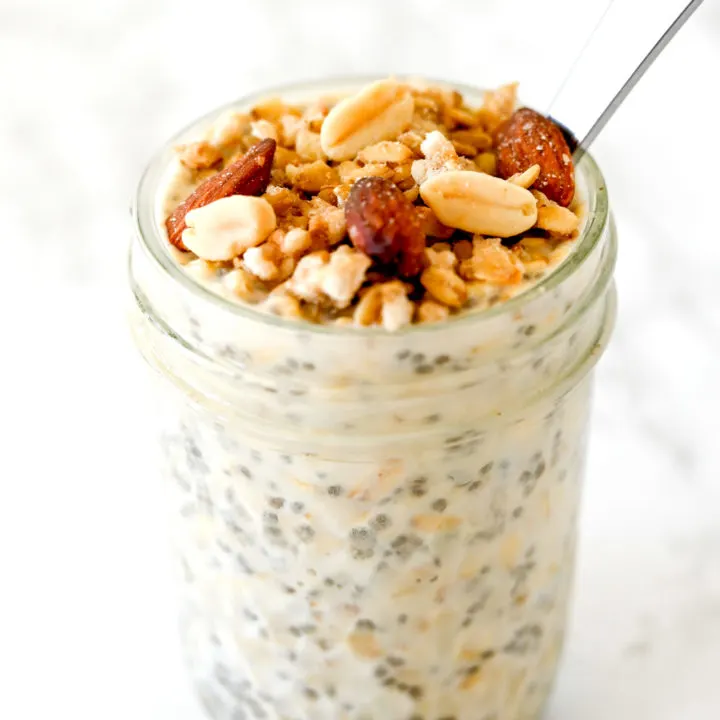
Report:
128,78,617,720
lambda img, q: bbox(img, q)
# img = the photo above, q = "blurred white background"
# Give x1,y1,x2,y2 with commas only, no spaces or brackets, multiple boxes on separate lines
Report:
1,1,719,718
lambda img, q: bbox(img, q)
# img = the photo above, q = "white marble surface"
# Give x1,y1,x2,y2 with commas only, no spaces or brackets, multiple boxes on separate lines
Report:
1,1,719,718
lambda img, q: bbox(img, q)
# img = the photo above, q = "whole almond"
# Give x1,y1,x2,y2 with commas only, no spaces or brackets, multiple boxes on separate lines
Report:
320,79,414,162
345,176,427,277
165,138,276,250
419,170,537,238
496,108,575,207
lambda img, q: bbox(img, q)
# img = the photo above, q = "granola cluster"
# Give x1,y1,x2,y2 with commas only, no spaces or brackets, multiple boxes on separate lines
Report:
164,79,582,330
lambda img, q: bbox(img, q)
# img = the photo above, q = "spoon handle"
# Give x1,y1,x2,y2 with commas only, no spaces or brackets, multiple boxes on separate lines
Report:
547,0,706,159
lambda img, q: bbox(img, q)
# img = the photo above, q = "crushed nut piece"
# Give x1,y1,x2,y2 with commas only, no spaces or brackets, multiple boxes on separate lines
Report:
412,130,474,185
286,161,340,193
263,185,302,215
420,266,467,308
480,82,518,132
295,127,326,161
274,227,312,256
416,299,451,323
251,98,290,122
223,266,258,301
380,281,414,331
452,139,480,158
403,186,420,203
279,114,304,147
177,141,222,170
426,246,457,270
334,184,352,207
302,99,331,133
416,206,454,240
273,146,300,169
287,251,330,304
353,281,413,331
358,141,413,164
207,111,251,149
475,151,498,175
397,129,425,155
243,242,281,281
263,284,304,318
321,246,372,308
287,246,370,309
451,128,493,152
309,198,347,248
508,164,541,189
338,160,393,183
532,190,580,236
251,119,279,142
458,237,523,285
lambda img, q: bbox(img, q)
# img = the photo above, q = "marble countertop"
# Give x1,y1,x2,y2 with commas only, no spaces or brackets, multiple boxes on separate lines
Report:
2,1,719,718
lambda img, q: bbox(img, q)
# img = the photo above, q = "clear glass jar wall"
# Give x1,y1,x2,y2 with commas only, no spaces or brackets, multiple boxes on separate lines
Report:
129,78,617,720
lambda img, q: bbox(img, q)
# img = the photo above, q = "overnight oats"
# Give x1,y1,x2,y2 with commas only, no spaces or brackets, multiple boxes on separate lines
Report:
128,77,617,720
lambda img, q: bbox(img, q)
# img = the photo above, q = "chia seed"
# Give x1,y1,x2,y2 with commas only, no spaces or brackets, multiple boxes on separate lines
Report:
391,534,423,560
409,476,428,497
349,527,376,549
518,470,536,497
370,514,391,531
351,548,375,560
295,525,315,542
504,624,543,655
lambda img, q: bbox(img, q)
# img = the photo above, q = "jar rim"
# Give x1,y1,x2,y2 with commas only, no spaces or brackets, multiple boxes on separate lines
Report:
131,74,609,337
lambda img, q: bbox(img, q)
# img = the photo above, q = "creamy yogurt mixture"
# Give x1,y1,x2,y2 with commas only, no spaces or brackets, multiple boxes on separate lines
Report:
161,375,591,720
130,78,616,720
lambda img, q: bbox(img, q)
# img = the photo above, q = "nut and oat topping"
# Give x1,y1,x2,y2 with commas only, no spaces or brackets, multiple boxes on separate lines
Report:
161,78,582,329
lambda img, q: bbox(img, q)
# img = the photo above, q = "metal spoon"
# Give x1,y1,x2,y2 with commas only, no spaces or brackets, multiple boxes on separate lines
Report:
546,0,706,160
